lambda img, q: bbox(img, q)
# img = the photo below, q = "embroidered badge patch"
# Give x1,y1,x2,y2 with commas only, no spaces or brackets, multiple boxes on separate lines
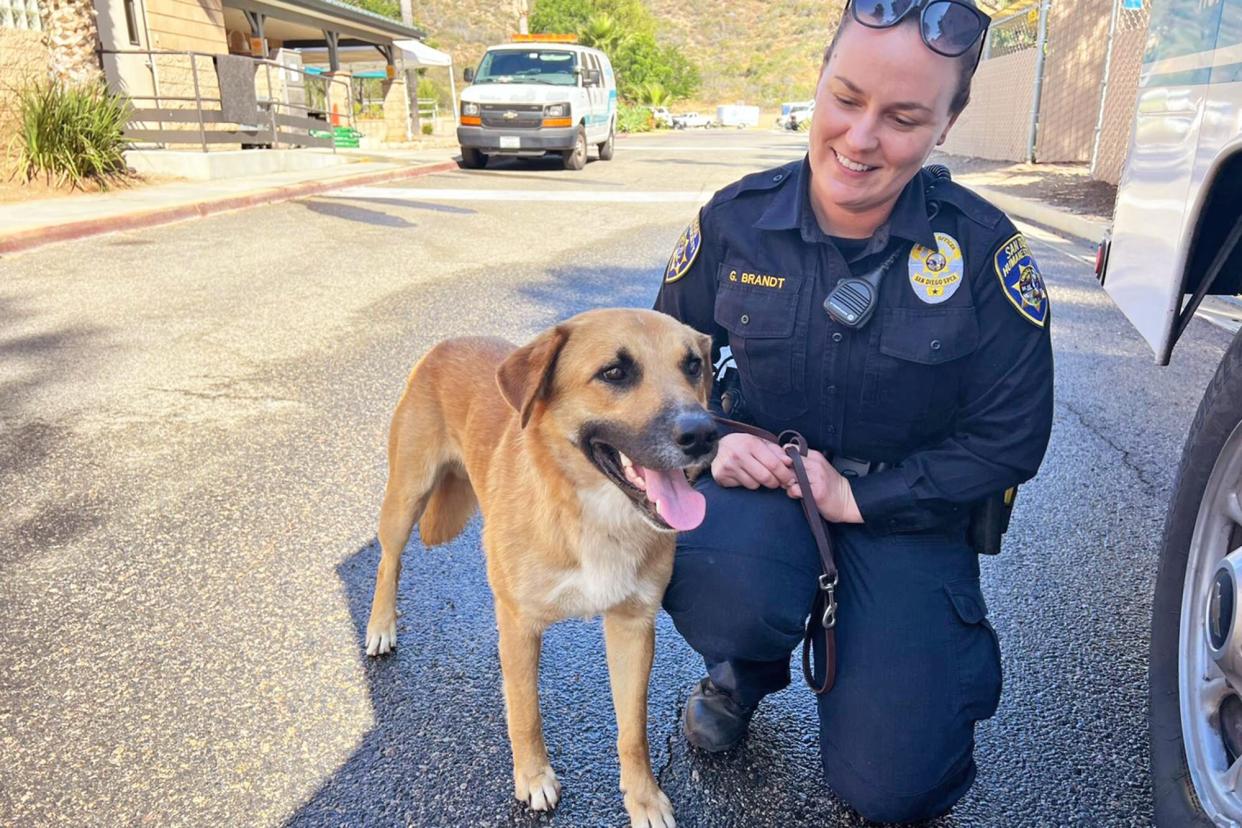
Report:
908,232,964,304
994,233,1049,328
664,213,702,284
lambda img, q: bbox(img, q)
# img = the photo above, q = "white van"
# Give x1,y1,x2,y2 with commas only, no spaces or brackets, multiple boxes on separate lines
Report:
457,36,617,171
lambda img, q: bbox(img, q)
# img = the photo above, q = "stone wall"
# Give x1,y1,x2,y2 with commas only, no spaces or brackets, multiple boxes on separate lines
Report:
0,28,49,134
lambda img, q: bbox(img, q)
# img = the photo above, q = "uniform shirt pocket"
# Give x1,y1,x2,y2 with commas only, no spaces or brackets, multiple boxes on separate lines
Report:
713,279,805,399
860,306,980,426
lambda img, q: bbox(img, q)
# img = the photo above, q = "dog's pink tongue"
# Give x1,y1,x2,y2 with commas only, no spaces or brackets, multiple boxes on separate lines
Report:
640,467,706,531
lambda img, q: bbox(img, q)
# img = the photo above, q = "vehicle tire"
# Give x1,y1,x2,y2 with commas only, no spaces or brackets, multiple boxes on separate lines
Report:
459,146,487,169
1151,327,1242,827
598,126,615,161
562,127,587,171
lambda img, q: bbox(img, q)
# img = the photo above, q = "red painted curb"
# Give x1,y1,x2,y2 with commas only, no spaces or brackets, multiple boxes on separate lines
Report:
0,158,460,256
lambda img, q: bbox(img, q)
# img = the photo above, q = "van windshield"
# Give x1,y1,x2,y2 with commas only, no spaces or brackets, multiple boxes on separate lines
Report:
474,50,578,86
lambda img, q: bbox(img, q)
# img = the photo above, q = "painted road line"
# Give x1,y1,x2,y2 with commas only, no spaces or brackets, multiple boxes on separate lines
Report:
329,187,711,203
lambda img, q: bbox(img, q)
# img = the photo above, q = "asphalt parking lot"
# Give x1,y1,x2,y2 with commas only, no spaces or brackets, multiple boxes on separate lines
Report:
0,129,1230,826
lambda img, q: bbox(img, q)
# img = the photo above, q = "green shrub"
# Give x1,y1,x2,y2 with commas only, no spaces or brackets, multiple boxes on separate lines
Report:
616,103,652,134
421,122,434,135
13,81,131,190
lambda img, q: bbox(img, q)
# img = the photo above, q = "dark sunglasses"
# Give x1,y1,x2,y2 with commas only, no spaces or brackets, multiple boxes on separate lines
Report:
849,0,991,61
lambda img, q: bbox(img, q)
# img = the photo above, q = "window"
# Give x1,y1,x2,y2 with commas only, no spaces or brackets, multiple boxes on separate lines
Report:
0,0,42,31
122,0,140,44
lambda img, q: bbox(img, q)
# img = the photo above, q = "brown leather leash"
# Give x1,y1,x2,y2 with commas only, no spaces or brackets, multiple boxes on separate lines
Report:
712,416,838,695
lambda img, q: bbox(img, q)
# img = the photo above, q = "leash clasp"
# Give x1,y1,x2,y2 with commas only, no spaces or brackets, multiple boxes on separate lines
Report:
818,572,838,629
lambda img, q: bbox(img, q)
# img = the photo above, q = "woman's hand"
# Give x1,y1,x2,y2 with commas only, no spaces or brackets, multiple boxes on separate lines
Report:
784,449,863,524
711,433,796,490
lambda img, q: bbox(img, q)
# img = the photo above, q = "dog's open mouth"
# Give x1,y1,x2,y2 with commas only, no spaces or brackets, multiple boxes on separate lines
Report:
589,440,706,532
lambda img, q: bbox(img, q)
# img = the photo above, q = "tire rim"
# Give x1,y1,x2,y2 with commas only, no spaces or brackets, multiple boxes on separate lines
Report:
1181,419,1242,826
576,132,586,164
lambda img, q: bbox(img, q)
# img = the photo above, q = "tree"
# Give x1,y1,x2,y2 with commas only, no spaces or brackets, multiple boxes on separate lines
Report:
39,0,103,86
635,81,672,107
530,0,699,102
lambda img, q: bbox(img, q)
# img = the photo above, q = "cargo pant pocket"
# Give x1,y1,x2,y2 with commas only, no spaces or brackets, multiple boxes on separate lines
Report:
944,579,1003,722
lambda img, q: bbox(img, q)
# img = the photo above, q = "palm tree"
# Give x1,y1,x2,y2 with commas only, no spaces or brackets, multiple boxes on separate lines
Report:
39,0,103,86
579,13,629,56
636,81,673,108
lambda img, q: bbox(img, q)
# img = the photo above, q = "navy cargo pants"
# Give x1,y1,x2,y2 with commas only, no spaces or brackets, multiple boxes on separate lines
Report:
662,477,1003,824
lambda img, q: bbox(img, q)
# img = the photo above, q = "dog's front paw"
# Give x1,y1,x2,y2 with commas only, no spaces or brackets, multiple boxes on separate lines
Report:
623,783,675,828
514,763,561,811
365,614,397,656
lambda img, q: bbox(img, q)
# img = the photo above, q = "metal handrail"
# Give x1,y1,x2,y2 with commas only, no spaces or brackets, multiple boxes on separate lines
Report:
99,47,355,152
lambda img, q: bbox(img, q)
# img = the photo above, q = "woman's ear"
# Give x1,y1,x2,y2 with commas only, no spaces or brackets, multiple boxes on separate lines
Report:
937,112,961,146
496,325,570,429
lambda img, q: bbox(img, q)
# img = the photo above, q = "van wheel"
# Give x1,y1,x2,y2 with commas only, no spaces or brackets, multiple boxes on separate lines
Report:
598,127,615,161
460,147,487,169
563,127,587,171
1151,327,1242,826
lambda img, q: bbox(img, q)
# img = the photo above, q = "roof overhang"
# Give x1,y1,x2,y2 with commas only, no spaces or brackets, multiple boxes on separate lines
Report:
221,0,424,45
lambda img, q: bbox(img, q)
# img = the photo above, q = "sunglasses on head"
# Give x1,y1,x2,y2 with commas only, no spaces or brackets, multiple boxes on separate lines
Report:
848,0,991,61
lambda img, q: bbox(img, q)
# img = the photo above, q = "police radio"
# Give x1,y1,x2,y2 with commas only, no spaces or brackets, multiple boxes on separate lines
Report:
822,247,903,329
823,164,952,330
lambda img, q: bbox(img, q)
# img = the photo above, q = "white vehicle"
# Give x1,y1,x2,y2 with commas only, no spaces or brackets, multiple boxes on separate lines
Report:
673,111,712,129
788,101,815,130
776,100,814,129
648,106,673,127
457,35,617,171
716,104,760,128
1095,1,1242,824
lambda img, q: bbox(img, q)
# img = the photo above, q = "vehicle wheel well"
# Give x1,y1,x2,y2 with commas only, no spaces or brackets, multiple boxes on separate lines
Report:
1184,152,1242,298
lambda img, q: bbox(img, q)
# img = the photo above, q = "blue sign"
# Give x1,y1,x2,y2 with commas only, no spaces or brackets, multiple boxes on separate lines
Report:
1122,0,1143,9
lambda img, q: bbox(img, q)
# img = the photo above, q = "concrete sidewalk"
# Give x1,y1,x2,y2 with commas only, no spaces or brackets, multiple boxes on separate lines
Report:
0,148,458,256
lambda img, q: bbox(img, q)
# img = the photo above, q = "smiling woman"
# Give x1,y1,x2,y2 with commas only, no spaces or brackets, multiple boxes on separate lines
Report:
652,0,1056,823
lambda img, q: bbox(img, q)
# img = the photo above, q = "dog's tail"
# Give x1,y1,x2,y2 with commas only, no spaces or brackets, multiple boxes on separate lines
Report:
418,464,477,546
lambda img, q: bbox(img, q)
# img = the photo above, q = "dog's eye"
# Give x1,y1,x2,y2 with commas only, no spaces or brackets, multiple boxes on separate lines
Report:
600,365,628,383
685,357,703,378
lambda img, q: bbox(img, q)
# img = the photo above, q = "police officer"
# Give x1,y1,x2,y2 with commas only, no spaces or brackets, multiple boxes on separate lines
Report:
654,0,1053,822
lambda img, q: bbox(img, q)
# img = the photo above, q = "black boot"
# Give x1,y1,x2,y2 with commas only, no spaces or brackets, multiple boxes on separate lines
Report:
682,677,757,752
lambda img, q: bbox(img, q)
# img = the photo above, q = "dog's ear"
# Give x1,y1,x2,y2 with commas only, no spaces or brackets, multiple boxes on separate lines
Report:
696,332,713,404
496,325,570,428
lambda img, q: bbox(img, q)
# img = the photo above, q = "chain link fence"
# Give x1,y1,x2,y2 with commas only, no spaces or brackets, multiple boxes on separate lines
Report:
939,0,1151,184
1092,0,1151,184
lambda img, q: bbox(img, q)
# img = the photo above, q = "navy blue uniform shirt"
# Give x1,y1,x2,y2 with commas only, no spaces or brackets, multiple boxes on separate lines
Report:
654,157,1054,534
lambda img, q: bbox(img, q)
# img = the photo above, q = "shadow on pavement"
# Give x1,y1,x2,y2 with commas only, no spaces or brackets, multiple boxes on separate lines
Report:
301,200,417,228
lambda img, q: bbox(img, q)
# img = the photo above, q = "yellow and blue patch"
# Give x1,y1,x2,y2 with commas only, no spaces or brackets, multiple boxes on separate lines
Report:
994,233,1049,328
664,213,702,284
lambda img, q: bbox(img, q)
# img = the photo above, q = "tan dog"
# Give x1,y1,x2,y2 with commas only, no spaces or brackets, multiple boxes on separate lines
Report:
365,308,718,828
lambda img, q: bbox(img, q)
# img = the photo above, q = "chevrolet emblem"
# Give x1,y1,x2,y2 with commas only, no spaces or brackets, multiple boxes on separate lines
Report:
503,110,518,120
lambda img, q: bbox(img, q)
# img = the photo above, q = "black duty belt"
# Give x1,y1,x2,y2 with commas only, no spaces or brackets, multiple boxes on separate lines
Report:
712,415,840,695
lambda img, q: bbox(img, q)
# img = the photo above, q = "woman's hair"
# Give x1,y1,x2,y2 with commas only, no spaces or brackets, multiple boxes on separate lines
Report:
822,2,983,116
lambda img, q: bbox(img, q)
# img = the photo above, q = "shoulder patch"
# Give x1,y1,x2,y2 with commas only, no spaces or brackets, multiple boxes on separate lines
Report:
664,213,702,284
994,233,1049,328
908,232,964,304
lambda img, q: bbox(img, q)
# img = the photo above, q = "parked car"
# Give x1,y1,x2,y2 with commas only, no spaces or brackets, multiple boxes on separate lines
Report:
776,100,814,130
787,101,815,130
648,106,673,128
457,35,617,171
672,112,713,129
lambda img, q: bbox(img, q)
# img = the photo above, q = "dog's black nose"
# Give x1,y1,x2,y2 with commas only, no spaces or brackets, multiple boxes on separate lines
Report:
674,411,719,458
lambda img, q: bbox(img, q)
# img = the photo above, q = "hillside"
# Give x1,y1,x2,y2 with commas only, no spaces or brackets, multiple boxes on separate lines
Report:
412,0,845,107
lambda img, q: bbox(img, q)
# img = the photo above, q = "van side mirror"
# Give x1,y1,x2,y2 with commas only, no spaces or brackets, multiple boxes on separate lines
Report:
585,68,601,86
464,67,475,83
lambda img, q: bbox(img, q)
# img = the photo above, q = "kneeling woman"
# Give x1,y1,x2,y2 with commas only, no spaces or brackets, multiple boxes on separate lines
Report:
654,1,1053,822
